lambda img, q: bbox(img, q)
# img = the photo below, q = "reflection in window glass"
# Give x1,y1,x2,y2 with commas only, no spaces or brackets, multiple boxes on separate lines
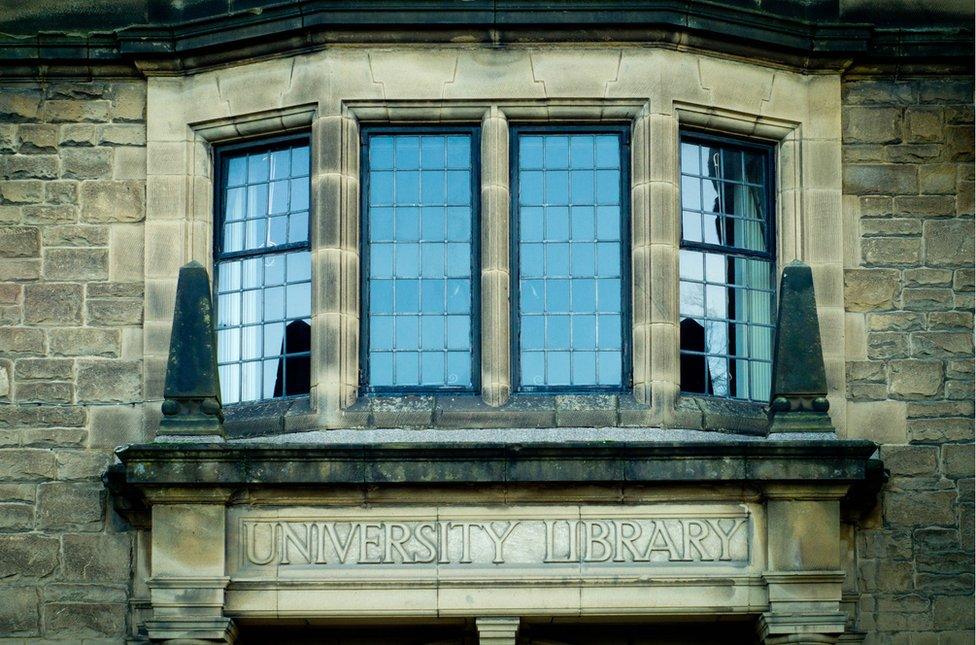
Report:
215,140,311,404
516,132,625,389
365,133,475,389
679,136,774,402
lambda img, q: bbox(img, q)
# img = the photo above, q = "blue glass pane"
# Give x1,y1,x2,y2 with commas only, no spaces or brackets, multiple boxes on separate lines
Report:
216,140,311,404
517,132,625,388
367,133,475,388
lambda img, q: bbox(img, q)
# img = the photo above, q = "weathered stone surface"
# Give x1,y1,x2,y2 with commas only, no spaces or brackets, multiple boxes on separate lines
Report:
36,482,103,530
79,180,144,223
912,332,974,358
61,533,130,583
0,503,33,530
903,288,954,311
924,219,975,267
904,268,953,287
87,298,143,326
75,360,141,402
861,237,922,266
48,328,119,357
0,533,59,577
0,586,39,635
23,283,83,324
842,107,902,144
40,224,107,246
0,226,39,258
42,248,108,281
881,445,939,476
21,204,75,224
843,164,917,195
61,147,113,179
889,360,944,399
44,180,78,204
893,195,955,217
845,269,901,312
942,444,976,479
14,358,72,381
886,490,957,526
40,99,111,123
42,601,125,638
88,404,144,448
0,327,44,356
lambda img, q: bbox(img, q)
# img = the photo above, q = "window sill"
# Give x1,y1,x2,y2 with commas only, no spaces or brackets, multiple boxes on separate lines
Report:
223,396,317,438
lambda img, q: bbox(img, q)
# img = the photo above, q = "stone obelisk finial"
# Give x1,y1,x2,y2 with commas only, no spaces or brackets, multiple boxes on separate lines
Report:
158,261,224,440
768,261,834,434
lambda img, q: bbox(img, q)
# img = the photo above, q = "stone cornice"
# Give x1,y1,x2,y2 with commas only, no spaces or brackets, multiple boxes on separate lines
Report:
114,438,879,486
0,1,971,77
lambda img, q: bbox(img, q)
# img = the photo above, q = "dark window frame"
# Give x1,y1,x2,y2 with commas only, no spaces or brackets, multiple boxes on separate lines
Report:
359,125,483,394
678,128,777,402
212,132,313,405
509,124,633,394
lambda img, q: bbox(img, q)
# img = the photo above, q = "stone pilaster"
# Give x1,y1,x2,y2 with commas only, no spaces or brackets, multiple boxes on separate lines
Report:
144,490,235,643
480,107,511,406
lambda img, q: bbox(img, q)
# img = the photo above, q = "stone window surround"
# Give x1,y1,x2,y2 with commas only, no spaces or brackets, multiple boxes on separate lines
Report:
142,50,845,434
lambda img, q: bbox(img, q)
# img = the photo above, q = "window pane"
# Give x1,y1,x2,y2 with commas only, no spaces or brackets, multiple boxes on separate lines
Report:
366,133,475,389
215,139,312,404
517,132,625,388
679,136,774,402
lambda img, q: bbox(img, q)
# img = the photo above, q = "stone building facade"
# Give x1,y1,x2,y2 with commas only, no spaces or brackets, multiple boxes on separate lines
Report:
0,1,972,643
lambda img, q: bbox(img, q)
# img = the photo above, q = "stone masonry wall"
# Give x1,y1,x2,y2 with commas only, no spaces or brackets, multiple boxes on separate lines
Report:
0,82,146,641
843,76,975,643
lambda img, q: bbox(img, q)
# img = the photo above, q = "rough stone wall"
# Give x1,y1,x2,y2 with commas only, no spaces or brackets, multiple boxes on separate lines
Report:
0,81,146,641
842,76,975,643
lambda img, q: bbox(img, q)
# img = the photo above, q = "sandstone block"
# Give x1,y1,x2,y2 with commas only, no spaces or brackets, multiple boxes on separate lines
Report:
942,444,976,478
23,283,83,324
912,332,974,358
44,180,78,204
42,601,125,638
40,99,111,123
0,533,59,578
909,418,974,443
61,533,130,583
48,328,119,357
881,445,939,476
79,180,144,223
59,123,98,147
16,381,73,404
867,332,909,359
886,144,942,163
918,163,957,194
0,226,39,258
844,164,917,195
904,107,944,143
0,502,33,530
15,358,73,381
903,288,954,311
919,79,974,104
61,147,113,180
886,490,957,526
843,107,902,144
36,482,103,530
0,328,44,356
905,268,953,287
16,124,57,153
75,360,140,402
22,204,76,225
0,92,41,121
924,220,975,267
889,360,944,398
0,586,39,635
932,595,976,630
862,237,921,266
0,155,58,180
86,298,143,326
845,269,901,312
0,179,43,203
848,360,886,383
0,125,14,152
88,404,145,448
55,450,112,480
860,218,921,237
893,195,956,217
40,224,108,247
843,79,916,105
42,248,108,281
110,83,146,121
99,124,146,146
0,258,40,280
929,311,973,330
867,312,925,332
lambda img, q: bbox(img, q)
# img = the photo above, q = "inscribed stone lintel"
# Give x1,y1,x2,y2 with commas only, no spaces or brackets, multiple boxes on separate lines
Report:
228,505,755,578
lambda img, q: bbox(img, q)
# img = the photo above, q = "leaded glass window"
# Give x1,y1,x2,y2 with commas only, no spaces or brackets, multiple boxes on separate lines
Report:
513,129,629,390
363,130,478,390
214,136,312,404
679,133,775,402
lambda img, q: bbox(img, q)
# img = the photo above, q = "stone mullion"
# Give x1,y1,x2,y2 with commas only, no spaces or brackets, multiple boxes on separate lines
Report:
480,107,511,407
312,114,361,422
632,108,680,410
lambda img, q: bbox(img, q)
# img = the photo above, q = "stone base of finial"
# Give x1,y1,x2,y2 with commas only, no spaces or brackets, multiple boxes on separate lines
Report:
158,398,226,441
769,411,835,434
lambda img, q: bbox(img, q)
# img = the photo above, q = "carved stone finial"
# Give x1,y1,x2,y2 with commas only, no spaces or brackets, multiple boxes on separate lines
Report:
159,261,224,440
768,261,833,434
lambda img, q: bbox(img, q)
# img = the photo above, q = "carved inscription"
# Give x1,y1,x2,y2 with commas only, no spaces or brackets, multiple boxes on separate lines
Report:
241,517,748,567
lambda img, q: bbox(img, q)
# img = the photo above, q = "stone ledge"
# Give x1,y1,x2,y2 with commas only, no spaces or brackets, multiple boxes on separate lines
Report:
113,437,878,487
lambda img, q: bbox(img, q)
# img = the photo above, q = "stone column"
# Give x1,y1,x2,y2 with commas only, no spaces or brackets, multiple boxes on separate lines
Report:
759,484,849,645
480,107,511,406
476,616,520,645
144,491,236,643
